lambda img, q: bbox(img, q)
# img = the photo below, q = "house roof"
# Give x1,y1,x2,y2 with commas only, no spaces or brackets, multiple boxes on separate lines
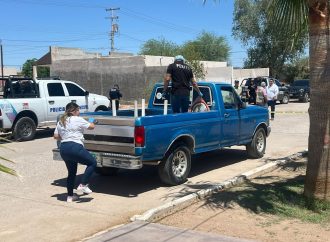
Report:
35,52,51,66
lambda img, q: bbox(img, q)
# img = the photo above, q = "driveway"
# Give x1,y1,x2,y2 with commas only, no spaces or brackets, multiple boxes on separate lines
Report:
0,102,309,242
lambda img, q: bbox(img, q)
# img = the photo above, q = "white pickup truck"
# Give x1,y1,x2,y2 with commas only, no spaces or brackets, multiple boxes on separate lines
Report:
0,77,110,141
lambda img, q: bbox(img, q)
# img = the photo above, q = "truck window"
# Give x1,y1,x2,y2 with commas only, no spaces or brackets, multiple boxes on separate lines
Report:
221,87,239,109
65,83,85,96
153,85,213,107
153,87,172,106
47,83,65,96
192,86,212,105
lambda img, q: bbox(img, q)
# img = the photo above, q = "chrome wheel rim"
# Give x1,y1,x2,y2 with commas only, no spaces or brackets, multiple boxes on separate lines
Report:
20,122,32,137
171,150,188,178
256,132,265,152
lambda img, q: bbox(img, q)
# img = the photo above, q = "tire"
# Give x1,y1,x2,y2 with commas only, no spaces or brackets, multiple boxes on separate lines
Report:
302,93,309,103
13,117,36,141
95,106,108,112
95,167,119,176
158,143,191,185
281,95,289,104
246,128,266,158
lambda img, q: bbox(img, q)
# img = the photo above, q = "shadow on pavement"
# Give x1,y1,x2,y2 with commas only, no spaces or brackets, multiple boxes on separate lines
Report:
51,148,249,199
51,192,94,203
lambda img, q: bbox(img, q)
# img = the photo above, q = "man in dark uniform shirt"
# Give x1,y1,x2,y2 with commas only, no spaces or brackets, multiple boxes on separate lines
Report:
109,84,122,110
163,55,203,113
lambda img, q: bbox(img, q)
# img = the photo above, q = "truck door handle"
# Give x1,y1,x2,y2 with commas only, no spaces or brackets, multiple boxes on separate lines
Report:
71,100,77,103
224,113,230,118
48,101,55,105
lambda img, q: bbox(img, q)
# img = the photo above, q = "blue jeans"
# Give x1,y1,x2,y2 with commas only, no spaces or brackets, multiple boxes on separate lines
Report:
267,100,276,119
60,142,97,196
171,95,190,113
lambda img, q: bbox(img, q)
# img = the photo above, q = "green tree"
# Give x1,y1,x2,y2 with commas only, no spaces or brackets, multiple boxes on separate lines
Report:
232,0,308,77
22,58,49,78
139,38,180,56
282,56,309,83
182,31,230,62
204,0,330,201
269,0,330,201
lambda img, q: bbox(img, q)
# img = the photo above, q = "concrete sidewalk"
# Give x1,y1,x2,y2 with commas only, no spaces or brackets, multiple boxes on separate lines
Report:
86,221,254,242
86,151,306,242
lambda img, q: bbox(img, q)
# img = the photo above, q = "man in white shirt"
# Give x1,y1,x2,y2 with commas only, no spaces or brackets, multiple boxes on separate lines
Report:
266,78,279,120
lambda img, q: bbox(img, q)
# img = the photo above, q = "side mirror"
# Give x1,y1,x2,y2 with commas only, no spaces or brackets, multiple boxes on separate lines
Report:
85,91,89,96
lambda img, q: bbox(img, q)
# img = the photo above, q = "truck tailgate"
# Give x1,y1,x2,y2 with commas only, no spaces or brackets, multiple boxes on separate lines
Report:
83,115,136,155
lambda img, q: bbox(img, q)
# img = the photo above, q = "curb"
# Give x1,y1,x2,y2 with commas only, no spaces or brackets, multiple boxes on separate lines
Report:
130,150,307,222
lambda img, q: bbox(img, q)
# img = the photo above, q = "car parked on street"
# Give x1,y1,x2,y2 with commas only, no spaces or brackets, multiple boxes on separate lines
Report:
288,79,310,102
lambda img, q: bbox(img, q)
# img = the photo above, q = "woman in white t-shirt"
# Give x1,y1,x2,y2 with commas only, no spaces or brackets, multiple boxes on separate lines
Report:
54,102,96,202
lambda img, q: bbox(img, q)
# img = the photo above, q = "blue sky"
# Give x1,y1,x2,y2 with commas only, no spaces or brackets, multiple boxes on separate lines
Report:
1,0,247,69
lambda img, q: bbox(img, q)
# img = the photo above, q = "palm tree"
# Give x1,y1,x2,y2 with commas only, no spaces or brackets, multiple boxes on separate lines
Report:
204,0,330,201
0,137,17,176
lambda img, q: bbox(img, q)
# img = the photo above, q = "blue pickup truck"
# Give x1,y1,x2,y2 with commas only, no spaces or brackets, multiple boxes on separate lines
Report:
53,82,271,185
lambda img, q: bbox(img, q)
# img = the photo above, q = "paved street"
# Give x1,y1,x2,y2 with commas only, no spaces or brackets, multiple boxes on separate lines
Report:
0,102,309,242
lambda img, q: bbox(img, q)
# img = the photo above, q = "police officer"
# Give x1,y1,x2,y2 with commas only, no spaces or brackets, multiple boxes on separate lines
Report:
109,84,122,111
163,55,203,113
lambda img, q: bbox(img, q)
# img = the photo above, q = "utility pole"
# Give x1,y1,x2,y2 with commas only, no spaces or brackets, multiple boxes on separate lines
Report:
0,39,4,78
106,7,120,53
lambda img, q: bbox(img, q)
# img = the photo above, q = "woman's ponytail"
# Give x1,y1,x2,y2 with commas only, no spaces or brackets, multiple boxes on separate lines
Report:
60,102,79,128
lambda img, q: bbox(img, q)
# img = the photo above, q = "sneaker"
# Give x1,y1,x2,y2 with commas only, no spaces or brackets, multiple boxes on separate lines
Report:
77,184,93,194
67,195,78,203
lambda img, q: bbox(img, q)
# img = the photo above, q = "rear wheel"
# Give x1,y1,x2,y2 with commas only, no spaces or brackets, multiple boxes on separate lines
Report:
95,167,119,176
13,117,36,141
246,128,266,158
158,143,191,185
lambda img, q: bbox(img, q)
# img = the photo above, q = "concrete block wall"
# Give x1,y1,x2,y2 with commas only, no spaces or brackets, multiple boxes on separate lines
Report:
50,56,167,103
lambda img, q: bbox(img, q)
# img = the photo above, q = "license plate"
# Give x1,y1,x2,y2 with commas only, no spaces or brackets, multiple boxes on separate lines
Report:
279,91,284,94
90,152,102,162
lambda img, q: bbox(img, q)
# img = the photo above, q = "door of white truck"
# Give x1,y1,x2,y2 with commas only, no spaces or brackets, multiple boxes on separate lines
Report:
63,81,90,112
44,82,70,122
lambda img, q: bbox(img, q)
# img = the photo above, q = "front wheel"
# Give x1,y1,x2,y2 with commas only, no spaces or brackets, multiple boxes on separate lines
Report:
281,95,289,104
246,128,266,158
95,106,109,112
158,144,191,185
302,93,309,103
13,117,36,141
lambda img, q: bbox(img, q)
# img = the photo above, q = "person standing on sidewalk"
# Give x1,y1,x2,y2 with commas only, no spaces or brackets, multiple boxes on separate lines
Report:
163,55,203,113
266,79,279,120
256,82,268,107
54,102,97,202
234,80,242,96
109,84,122,111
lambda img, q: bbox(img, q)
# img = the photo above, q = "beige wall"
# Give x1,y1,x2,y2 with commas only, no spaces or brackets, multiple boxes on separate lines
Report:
1,67,18,76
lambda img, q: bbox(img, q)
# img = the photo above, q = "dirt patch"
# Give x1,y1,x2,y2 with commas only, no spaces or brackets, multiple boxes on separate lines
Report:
159,159,330,242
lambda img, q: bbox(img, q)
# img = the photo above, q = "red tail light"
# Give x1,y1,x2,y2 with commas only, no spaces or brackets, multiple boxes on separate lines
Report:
135,126,145,147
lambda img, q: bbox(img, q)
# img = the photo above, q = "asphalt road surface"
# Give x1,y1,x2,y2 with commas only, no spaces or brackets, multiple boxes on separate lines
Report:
0,102,309,242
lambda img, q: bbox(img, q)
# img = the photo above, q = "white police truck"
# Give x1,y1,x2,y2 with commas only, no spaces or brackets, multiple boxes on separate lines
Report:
0,77,110,141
